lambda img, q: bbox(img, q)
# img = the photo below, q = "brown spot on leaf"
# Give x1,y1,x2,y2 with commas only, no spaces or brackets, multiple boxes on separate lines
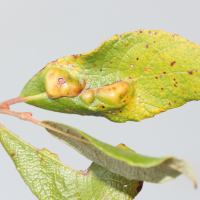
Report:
65,108,77,113
137,181,143,193
110,62,112,64
155,76,158,79
187,71,194,75
174,101,177,103
100,68,102,72
146,44,149,48
71,55,78,59
168,102,171,106
161,87,164,90
174,84,177,87
149,31,152,34
51,61,57,65
11,153,15,157
126,44,129,46
154,41,156,43
136,57,139,61
93,64,96,66
170,61,176,67
195,91,197,94
163,71,167,74
100,105,105,109
140,31,143,33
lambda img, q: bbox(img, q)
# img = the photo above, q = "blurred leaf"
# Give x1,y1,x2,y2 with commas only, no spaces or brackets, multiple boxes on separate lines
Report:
0,124,142,200
21,30,200,122
43,120,197,187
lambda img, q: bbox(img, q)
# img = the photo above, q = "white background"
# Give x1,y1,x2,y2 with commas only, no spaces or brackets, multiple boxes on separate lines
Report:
0,0,200,199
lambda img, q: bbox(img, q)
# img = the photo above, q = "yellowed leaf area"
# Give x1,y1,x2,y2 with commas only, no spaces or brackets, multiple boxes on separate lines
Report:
21,30,200,122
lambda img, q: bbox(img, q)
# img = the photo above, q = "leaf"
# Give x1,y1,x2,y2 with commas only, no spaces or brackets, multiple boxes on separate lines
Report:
0,124,142,200
43,120,197,187
20,30,200,122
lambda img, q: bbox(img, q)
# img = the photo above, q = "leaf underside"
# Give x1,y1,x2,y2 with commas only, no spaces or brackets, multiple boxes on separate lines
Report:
43,121,197,187
20,30,200,122
0,124,142,200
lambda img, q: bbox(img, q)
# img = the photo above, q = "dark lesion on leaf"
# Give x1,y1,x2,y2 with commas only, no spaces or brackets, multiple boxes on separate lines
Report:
146,44,149,48
100,105,106,109
163,71,167,74
170,61,176,67
168,102,171,106
137,181,143,193
155,76,158,79
187,71,194,75
136,57,139,61
161,87,164,90
11,153,15,157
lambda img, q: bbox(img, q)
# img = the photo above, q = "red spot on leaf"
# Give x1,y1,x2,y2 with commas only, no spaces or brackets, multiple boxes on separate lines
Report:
58,77,65,85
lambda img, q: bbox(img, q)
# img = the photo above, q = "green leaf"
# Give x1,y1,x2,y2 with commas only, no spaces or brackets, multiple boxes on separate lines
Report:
43,120,197,187
0,124,142,200
20,30,200,122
